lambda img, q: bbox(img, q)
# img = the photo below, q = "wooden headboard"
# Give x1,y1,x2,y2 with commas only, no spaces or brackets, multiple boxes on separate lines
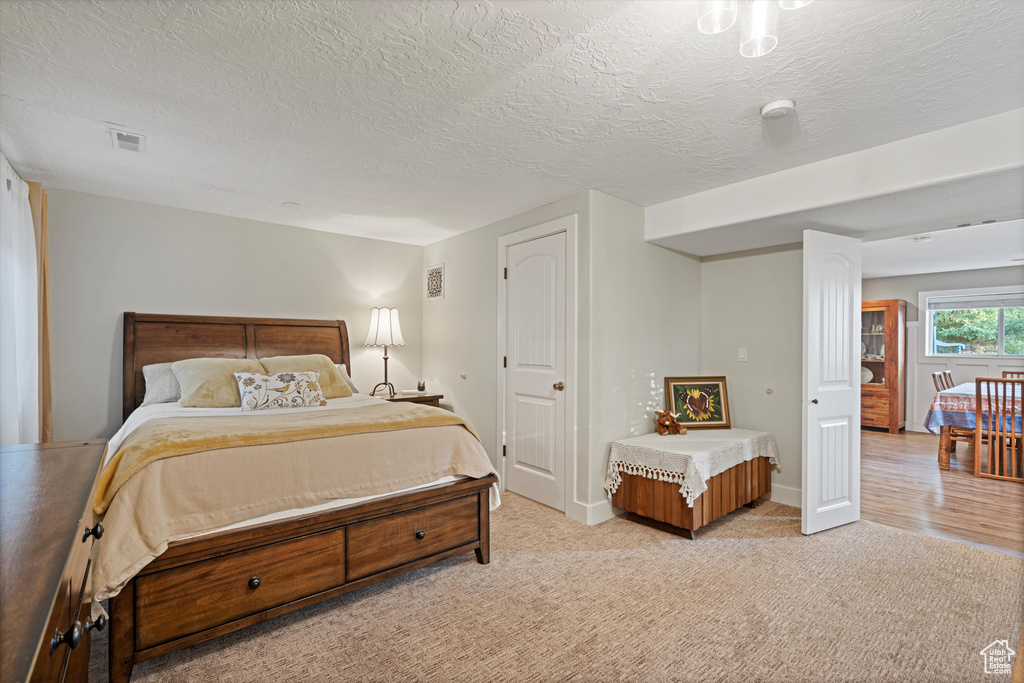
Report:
123,312,351,422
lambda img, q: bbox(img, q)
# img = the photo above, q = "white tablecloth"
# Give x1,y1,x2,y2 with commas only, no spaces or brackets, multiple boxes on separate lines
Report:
604,429,780,507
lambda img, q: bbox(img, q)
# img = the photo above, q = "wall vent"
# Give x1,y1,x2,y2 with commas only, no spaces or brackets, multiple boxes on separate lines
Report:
110,129,146,153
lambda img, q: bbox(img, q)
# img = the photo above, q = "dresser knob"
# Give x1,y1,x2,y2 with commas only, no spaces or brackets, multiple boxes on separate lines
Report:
50,621,84,655
415,530,426,540
85,614,107,633
82,522,104,543
248,576,261,590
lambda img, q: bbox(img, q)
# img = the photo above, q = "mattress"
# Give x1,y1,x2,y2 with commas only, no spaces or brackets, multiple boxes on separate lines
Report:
183,474,467,539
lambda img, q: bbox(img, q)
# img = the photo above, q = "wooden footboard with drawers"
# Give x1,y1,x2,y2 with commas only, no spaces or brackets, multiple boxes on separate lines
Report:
109,474,495,683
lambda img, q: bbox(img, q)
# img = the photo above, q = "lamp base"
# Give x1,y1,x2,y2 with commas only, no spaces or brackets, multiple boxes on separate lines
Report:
370,382,397,398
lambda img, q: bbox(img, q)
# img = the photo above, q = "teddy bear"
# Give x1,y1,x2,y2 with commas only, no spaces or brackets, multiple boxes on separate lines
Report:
654,409,687,435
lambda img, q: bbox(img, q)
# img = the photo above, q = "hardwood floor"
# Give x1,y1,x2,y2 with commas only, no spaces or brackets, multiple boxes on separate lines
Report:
861,428,1024,558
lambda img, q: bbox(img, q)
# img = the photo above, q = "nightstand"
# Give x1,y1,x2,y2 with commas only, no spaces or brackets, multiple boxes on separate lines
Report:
385,393,444,408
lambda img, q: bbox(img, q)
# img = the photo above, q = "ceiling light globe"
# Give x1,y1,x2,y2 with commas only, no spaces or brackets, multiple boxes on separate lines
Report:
696,0,738,35
779,0,815,9
739,0,779,58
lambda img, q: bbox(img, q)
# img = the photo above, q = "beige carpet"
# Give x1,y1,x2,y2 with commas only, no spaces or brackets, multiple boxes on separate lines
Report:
89,493,1024,682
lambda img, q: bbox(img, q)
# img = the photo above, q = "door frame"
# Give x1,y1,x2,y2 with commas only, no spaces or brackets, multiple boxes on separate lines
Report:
496,214,579,517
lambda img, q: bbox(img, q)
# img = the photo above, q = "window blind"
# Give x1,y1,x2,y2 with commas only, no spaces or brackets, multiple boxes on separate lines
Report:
927,292,1024,311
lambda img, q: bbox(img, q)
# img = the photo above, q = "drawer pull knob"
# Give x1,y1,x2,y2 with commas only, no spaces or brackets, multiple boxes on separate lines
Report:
248,576,261,590
82,522,104,543
415,530,426,540
50,621,84,655
85,614,107,633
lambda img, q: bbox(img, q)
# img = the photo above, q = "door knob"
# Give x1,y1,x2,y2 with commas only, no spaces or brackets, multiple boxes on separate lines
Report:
811,399,819,404
553,382,564,391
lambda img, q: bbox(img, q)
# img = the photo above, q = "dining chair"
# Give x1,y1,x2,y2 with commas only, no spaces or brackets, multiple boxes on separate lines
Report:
1003,370,1024,379
932,372,971,453
974,377,1023,482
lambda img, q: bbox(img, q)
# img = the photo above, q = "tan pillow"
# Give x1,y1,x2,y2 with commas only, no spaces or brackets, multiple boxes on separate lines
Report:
172,358,266,408
259,354,353,399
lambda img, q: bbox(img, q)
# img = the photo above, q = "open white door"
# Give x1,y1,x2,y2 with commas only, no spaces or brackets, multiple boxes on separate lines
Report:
802,229,862,535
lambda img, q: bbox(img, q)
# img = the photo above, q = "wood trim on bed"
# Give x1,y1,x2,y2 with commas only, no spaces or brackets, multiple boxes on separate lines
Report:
122,312,351,422
109,475,496,681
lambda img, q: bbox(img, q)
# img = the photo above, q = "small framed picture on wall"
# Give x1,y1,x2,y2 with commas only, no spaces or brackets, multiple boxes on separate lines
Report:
426,263,445,300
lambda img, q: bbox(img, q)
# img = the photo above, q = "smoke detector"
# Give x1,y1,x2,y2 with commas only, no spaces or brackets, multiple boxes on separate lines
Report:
760,99,796,120
110,128,145,153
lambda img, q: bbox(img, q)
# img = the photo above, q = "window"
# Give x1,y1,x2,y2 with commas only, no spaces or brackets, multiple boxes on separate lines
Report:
925,290,1024,357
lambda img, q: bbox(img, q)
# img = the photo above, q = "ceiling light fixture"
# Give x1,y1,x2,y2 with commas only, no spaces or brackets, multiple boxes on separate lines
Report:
699,0,814,58
740,0,779,58
697,1,738,35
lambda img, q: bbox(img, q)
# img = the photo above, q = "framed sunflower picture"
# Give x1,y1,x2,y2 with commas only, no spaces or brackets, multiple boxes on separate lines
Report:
664,376,731,429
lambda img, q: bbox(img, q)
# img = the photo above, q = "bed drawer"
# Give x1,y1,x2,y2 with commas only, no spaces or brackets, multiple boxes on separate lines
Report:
346,496,479,581
135,526,346,650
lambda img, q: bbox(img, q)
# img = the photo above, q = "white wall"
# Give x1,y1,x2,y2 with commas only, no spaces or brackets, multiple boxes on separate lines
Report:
422,190,701,521
588,192,701,501
863,265,1024,432
49,189,423,441
422,191,594,513
699,247,804,503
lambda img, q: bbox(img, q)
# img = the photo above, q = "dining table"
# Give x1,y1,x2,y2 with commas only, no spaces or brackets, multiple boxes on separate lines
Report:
924,381,1023,471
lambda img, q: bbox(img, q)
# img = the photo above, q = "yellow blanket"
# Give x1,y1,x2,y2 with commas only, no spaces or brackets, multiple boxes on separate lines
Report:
94,402,479,515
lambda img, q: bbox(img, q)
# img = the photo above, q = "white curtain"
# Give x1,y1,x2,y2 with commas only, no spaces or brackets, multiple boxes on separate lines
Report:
0,154,39,446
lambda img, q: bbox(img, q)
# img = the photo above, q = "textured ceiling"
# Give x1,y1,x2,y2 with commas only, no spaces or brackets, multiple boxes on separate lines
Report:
2,0,1023,245
862,219,1024,279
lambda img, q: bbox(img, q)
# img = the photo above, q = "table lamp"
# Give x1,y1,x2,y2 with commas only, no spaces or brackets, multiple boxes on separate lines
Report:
364,307,405,397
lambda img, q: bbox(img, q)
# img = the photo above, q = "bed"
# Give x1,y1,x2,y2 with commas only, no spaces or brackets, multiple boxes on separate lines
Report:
103,313,498,683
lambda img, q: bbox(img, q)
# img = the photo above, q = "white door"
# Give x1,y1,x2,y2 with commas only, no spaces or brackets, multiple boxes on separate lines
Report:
504,231,566,511
802,229,862,534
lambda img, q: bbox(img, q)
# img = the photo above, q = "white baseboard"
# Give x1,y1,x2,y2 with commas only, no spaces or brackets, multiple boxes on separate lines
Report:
768,483,801,508
565,498,616,526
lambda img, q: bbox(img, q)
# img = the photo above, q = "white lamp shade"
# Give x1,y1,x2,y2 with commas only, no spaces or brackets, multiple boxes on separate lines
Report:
696,1,738,35
740,0,779,58
364,307,406,347
779,0,814,9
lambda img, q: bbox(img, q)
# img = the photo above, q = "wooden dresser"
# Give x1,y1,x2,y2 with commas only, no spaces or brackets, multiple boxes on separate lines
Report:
1,440,106,683
861,299,907,433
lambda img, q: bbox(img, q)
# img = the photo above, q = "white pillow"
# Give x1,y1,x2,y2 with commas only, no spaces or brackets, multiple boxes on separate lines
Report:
140,362,181,406
235,371,327,411
336,364,360,394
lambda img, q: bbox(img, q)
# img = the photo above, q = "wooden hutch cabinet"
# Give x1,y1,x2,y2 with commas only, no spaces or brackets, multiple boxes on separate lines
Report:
860,299,907,433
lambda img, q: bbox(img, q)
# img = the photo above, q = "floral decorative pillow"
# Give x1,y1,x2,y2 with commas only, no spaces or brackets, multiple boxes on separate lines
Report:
234,371,328,412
